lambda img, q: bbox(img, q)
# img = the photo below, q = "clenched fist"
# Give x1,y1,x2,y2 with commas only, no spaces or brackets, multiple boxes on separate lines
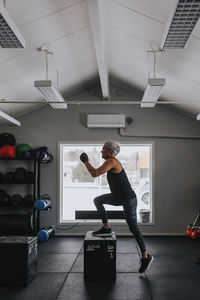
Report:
80,152,89,163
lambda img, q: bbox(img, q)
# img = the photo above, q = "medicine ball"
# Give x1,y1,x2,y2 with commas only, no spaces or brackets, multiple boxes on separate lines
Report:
0,133,16,147
10,194,23,206
0,145,16,158
16,144,32,157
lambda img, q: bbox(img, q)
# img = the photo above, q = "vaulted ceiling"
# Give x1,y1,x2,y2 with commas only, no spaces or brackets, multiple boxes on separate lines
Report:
1,0,200,118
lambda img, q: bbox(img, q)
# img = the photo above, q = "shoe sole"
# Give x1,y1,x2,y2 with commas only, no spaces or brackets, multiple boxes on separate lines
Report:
145,256,154,272
92,233,112,237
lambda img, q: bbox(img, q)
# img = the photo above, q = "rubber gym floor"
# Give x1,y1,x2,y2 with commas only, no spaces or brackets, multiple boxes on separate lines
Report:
0,236,200,300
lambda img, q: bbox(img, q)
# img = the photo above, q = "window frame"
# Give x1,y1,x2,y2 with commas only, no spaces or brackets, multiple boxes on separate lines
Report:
57,141,155,226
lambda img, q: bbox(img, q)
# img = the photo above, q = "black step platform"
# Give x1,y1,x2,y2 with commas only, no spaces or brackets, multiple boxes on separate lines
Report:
0,236,37,286
84,231,116,281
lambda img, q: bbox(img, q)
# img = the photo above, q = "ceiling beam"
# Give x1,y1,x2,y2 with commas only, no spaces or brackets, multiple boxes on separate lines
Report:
87,0,109,99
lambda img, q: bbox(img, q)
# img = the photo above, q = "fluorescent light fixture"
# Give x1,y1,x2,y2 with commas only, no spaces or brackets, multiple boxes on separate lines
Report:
34,80,67,109
0,1,25,48
196,114,200,120
161,0,200,49
0,110,21,126
141,78,166,108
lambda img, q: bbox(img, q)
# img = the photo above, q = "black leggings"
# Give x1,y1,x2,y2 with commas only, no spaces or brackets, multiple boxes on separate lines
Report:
94,193,146,254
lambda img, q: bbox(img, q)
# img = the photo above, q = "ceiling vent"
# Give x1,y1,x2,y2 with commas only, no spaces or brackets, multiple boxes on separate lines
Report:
161,0,200,49
0,1,25,48
87,114,125,128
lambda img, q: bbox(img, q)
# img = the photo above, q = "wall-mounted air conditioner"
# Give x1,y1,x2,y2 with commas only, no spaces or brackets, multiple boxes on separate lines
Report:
87,114,125,128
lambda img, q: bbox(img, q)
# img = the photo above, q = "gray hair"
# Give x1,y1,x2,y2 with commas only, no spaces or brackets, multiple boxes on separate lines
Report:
104,141,120,156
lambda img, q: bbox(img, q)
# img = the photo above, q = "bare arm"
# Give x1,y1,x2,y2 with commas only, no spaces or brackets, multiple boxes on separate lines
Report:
85,159,115,177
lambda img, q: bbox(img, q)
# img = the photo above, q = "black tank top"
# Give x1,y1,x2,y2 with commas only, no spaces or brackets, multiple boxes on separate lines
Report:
107,168,136,200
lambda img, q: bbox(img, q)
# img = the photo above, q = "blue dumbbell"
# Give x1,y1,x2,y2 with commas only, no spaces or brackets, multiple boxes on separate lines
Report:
37,225,56,242
34,198,52,210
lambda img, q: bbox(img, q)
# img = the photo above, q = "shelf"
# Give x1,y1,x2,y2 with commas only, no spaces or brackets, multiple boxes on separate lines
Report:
0,181,35,184
0,157,36,161
0,158,41,234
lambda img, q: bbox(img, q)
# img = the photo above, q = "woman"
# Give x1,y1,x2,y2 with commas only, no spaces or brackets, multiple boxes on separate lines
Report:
80,141,153,273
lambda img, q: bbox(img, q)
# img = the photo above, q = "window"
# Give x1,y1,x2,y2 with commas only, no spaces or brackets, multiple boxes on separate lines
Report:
59,143,153,224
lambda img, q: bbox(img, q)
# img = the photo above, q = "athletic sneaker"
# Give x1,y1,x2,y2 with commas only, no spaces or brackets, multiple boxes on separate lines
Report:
92,227,112,237
139,254,154,273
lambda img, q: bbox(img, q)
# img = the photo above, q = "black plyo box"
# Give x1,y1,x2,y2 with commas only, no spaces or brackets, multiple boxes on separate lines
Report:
0,236,37,286
84,231,116,281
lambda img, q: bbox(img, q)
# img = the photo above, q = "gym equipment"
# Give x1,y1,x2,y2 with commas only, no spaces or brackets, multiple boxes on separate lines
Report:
0,193,10,206
0,189,6,196
24,146,53,163
0,236,37,286
16,144,32,157
39,152,53,163
0,133,16,147
23,194,35,206
186,224,193,238
0,152,50,236
24,146,49,159
37,225,56,242
190,226,199,240
0,210,34,235
14,167,26,182
10,194,24,206
34,194,52,210
186,210,200,239
84,231,116,281
0,145,16,158
0,172,3,181
4,171,15,182
80,152,89,163
25,171,34,183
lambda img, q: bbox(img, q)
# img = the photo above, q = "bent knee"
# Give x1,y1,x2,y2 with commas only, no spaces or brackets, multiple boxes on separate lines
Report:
93,197,100,206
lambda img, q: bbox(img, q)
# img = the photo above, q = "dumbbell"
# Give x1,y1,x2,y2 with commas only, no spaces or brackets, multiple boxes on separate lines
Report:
0,190,10,206
34,194,52,210
37,225,56,242
24,194,35,206
10,194,24,206
39,152,53,163
24,147,49,159
4,172,14,183
14,168,26,182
